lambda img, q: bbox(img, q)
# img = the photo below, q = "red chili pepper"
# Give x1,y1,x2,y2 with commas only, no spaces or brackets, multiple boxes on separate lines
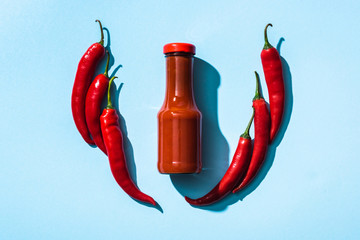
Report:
100,77,156,205
185,113,253,206
85,51,110,154
233,72,270,193
71,20,105,145
261,23,285,143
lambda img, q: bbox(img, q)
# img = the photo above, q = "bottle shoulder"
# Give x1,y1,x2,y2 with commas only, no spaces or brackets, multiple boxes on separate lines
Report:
158,106,201,119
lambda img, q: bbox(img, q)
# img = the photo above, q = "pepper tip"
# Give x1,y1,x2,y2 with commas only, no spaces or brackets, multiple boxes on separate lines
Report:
233,182,245,193
185,196,197,205
149,198,157,206
232,188,239,194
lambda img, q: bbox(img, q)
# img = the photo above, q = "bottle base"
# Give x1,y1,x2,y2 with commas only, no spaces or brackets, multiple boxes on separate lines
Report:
158,162,201,174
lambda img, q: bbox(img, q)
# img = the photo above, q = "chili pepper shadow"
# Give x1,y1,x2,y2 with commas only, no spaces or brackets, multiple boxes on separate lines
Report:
273,37,293,146
111,82,162,212
232,37,293,201
169,57,230,211
93,28,122,78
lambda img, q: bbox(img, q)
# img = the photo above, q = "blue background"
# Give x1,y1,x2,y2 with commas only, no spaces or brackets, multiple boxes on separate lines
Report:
1,0,360,239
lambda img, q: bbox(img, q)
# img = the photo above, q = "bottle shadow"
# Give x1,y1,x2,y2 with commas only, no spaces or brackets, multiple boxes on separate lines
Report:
170,57,230,211
233,37,293,200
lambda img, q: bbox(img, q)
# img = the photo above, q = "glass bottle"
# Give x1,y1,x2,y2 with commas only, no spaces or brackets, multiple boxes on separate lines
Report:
158,43,202,174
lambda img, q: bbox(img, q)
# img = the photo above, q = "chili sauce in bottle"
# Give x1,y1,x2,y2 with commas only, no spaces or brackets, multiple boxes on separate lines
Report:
158,43,202,174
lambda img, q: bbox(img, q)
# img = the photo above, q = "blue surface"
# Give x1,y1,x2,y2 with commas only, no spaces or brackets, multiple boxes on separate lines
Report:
1,0,360,239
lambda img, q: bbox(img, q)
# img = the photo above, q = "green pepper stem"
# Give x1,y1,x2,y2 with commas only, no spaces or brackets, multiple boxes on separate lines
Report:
240,110,254,139
106,76,117,109
253,71,263,100
95,20,104,46
104,51,110,77
263,23,274,50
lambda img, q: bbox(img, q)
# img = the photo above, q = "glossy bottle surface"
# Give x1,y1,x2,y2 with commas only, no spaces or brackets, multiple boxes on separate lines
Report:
158,44,202,174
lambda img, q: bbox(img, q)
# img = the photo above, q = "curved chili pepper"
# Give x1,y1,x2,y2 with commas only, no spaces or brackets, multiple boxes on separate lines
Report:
100,77,156,205
185,113,253,206
233,72,270,193
71,20,105,145
261,23,285,143
85,51,110,154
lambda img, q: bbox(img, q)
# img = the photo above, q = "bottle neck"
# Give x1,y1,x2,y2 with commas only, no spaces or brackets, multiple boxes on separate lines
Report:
164,53,195,108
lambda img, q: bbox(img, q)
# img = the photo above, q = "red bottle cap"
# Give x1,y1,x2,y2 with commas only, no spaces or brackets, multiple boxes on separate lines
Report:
163,43,196,55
